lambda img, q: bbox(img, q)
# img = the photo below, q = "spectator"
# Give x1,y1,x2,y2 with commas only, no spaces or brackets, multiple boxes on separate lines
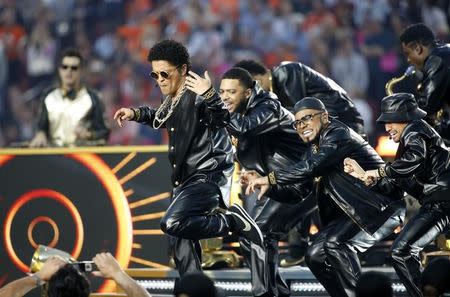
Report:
0,256,68,297
331,34,369,98
26,16,57,87
355,271,393,297
47,264,90,297
174,272,218,297
0,6,26,85
0,252,152,297
422,257,450,297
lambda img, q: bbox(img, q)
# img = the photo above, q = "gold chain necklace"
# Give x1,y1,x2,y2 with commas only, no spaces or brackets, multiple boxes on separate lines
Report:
152,83,186,129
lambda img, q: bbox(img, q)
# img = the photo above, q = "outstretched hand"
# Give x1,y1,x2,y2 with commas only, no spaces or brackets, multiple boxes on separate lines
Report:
185,71,212,95
344,158,379,186
246,176,270,200
113,108,135,127
343,157,365,179
239,169,261,187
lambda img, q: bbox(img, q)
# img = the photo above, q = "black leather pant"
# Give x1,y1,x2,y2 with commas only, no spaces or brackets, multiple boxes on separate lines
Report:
160,181,231,276
391,202,450,297
305,215,361,297
241,195,317,297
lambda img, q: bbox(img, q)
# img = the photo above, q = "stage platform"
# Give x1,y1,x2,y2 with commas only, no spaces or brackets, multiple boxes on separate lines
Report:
126,266,407,297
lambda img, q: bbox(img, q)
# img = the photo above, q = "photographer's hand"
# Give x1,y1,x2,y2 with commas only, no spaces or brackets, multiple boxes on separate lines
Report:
0,256,65,297
92,252,152,297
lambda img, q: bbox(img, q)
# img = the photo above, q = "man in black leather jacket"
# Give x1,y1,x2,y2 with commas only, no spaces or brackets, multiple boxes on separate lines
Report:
400,23,450,143
236,60,365,267
235,60,365,135
353,93,450,297
218,67,313,296
113,40,264,280
247,97,403,297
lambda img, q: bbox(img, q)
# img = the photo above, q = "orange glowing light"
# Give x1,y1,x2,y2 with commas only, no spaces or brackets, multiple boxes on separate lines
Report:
309,224,319,235
119,157,156,184
129,256,170,269
129,192,170,209
4,189,84,273
0,155,13,165
394,226,402,234
27,216,59,249
375,136,399,158
70,153,133,292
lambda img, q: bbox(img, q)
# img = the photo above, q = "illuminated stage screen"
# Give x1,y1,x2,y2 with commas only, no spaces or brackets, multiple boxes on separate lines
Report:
0,146,172,293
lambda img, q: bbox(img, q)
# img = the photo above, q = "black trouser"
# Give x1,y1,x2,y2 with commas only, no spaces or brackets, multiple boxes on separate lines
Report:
391,202,450,297
160,181,231,275
241,195,317,297
305,215,361,297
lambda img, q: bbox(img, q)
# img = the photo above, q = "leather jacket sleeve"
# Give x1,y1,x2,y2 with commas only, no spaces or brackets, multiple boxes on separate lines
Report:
372,176,417,199
272,125,354,185
226,100,280,136
420,55,449,114
384,132,427,178
199,90,230,128
37,97,49,136
135,106,158,126
36,88,55,136
136,89,229,129
86,89,110,140
267,181,313,204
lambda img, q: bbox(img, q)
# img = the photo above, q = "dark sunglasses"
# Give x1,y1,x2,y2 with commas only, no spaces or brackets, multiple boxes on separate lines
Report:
60,64,80,71
293,112,323,129
150,66,180,80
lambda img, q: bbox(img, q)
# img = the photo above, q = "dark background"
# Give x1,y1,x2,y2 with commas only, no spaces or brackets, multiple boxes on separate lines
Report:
0,147,172,294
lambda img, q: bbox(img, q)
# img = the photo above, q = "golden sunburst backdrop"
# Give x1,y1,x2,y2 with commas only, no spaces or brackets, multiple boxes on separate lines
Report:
0,146,172,292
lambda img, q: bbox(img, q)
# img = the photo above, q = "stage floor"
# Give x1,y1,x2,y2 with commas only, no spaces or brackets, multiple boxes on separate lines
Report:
135,266,407,296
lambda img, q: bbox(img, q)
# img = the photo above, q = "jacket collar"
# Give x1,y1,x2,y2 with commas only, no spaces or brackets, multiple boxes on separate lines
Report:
245,81,277,112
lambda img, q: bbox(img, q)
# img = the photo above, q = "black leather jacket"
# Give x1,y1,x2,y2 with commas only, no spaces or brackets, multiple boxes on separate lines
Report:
269,120,403,234
135,89,234,205
226,84,313,201
381,120,450,204
271,62,364,134
418,45,450,142
226,84,307,175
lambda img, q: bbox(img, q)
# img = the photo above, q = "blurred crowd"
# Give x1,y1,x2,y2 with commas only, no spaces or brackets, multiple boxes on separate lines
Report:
1,0,450,147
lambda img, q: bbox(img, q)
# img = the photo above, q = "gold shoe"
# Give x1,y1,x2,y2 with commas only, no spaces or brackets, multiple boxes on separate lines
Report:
280,256,305,267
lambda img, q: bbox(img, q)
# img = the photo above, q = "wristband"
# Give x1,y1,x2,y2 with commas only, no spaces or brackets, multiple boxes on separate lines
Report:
201,87,216,101
132,108,141,121
30,273,44,287
378,166,387,178
268,171,277,185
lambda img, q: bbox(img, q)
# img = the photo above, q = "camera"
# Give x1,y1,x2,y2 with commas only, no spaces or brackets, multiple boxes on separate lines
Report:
73,261,97,272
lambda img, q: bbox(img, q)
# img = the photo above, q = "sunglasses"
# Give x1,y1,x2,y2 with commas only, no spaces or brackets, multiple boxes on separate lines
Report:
150,66,180,80
293,112,323,129
60,64,80,71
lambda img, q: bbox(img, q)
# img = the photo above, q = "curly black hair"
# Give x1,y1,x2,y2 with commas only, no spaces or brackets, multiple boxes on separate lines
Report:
234,60,269,76
147,39,191,71
47,264,90,297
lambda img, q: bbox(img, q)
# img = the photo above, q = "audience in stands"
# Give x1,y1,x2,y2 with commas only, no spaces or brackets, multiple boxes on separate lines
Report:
1,1,450,146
